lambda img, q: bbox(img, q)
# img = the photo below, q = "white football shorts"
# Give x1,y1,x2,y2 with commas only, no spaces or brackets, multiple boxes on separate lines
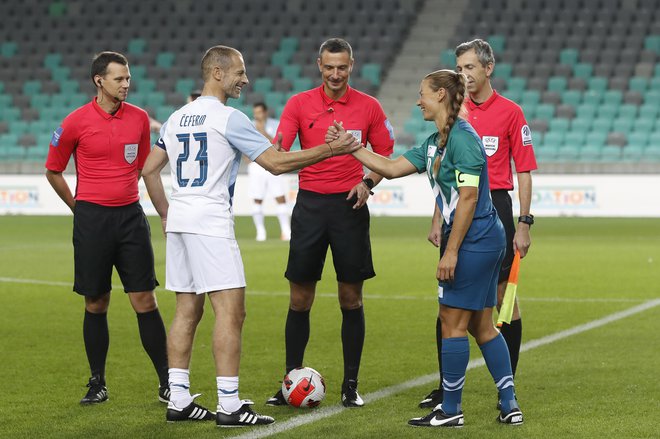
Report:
248,162,286,200
166,232,246,294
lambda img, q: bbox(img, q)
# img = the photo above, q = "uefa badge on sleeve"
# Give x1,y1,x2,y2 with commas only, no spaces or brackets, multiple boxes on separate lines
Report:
51,127,64,147
124,143,138,164
521,125,533,146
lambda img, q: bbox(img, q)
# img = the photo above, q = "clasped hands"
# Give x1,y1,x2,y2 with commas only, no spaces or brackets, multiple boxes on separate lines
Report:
325,120,345,145
271,123,359,156
325,121,372,209
323,121,361,156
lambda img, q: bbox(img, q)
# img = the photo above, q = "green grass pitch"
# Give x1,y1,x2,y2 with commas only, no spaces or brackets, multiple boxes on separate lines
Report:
0,215,658,438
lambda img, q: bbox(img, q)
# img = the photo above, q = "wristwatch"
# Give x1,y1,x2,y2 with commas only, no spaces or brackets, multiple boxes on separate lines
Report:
362,177,375,195
518,214,534,227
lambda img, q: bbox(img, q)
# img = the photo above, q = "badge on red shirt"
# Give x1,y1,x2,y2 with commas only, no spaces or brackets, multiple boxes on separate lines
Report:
124,143,138,164
347,129,362,144
482,136,499,157
51,127,64,147
521,125,533,146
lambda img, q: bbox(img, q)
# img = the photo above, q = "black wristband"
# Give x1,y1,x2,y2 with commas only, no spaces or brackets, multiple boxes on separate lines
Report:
518,214,534,226
362,178,375,195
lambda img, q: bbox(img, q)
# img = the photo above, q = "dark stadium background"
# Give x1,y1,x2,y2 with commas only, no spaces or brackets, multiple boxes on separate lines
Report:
3,0,660,175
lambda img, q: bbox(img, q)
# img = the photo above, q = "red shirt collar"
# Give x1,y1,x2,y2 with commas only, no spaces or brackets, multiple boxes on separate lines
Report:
92,97,125,120
319,84,352,106
466,89,499,111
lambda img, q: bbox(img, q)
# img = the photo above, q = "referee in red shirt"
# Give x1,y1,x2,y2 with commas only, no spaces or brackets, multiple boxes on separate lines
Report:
419,39,537,409
45,51,169,405
266,38,394,407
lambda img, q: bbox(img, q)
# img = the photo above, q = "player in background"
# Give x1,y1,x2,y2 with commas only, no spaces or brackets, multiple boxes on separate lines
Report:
266,38,394,408
419,39,537,410
249,102,291,241
45,51,169,405
142,45,360,426
188,89,201,103
328,69,523,427
150,116,163,133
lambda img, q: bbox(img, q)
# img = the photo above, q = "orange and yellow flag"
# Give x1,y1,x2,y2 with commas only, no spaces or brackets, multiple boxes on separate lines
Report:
497,250,520,328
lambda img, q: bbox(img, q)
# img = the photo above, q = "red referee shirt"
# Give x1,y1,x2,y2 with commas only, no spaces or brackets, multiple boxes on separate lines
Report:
277,85,394,194
45,98,151,206
464,90,537,190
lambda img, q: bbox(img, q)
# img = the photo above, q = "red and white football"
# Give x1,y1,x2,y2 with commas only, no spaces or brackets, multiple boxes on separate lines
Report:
282,367,326,408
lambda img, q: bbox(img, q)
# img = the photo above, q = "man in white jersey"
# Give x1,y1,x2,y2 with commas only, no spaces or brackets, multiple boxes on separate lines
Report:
142,45,360,427
249,102,291,241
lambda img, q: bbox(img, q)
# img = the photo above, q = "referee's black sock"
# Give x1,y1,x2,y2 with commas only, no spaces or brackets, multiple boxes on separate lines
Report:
285,308,310,374
500,318,522,377
436,317,443,389
341,306,365,386
83,310,109,384
136,309,169,387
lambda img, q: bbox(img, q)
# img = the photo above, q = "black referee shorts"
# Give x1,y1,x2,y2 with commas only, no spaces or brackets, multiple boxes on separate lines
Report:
72,200,158,296
491,190,516,283
285,190,375,284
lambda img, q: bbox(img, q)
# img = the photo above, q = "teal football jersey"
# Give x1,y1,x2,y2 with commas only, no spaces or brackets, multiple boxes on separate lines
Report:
403,119,504,251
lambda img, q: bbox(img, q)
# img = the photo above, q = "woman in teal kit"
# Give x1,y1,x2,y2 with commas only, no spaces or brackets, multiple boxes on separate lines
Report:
327,69,523,427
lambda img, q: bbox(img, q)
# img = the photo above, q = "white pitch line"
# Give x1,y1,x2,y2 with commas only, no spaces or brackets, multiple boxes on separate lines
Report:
516,297,650,303
0,277,653,303
519,299,660,352
0,277,72,287
249,291,650,303
234,298,660,439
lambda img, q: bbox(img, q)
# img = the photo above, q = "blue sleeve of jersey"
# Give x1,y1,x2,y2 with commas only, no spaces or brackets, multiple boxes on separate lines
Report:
155,120,169,150
226,111,272,160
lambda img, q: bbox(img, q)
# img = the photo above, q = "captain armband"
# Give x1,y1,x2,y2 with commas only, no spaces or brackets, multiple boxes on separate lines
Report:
455,170,479,187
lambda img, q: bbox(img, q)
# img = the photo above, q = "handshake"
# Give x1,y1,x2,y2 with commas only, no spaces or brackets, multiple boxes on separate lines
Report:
323,121,361,157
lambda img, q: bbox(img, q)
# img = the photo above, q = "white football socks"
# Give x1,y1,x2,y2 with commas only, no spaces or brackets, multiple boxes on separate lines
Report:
168,368,193,408
252,203,266,241
217,376,241,413
277,203,291,240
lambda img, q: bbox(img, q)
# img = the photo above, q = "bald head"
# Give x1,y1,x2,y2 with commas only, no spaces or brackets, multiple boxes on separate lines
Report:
201,45,242,81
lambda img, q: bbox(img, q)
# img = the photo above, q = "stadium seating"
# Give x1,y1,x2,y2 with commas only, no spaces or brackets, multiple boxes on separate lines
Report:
2,0,660,168
0,0,423,167
398,0,660,164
